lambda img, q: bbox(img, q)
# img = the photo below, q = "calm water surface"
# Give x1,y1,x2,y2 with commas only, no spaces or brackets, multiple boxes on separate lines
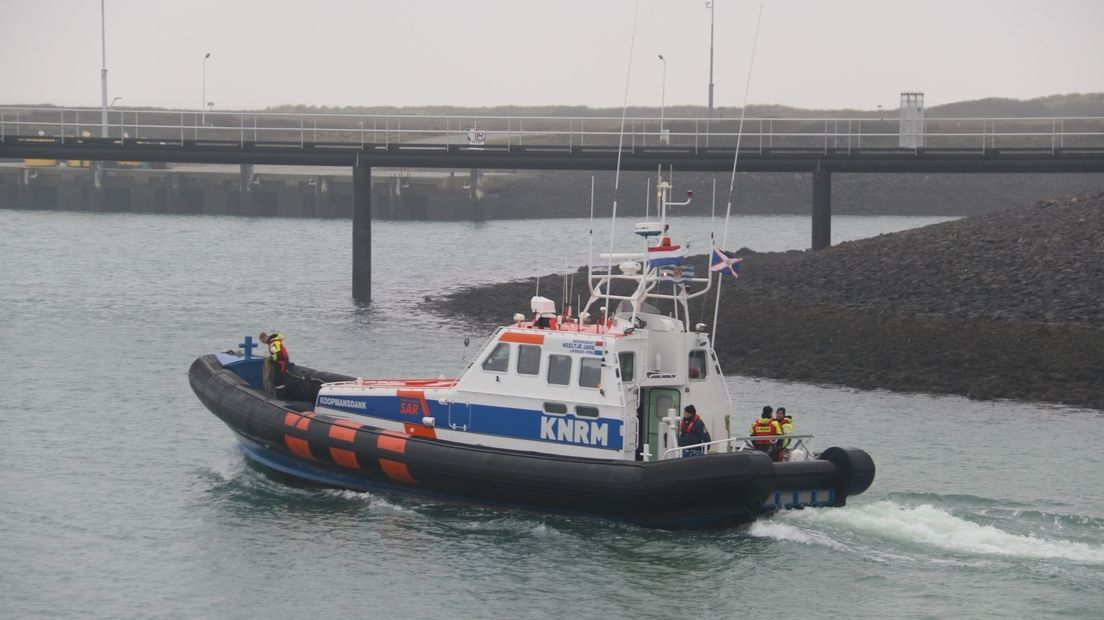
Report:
1,209,1101,619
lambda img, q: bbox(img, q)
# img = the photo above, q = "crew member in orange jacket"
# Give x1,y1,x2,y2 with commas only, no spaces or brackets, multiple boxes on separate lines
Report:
750,406,782,460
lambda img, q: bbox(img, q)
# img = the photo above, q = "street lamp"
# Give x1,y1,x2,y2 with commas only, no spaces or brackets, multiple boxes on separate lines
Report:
706,1,715,118
658,54,667,144
202,52,211,126
100,0,109,138
110,96,123,138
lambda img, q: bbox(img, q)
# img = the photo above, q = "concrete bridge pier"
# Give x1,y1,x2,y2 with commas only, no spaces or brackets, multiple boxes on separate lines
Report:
240,164,254,213
352,158,371,302
812,164,831,251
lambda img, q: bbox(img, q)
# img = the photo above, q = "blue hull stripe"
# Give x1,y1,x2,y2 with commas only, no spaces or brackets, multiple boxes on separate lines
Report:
316,394,624,450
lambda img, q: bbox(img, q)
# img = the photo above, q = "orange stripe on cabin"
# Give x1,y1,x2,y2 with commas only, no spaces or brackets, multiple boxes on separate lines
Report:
377,430,409,454
329,448,360,469
284,435,314,460
499,331,545,345
397,389,432,418
404,422,437,439
379,459,416,484
328,420,361,443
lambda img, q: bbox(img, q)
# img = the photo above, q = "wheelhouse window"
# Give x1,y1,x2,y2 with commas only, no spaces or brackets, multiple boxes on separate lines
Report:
579,357,602,388
575,405,599,418
547,354,572,385
618,352,635,382
517,344,541,375
688,349,708,380
482,342,511,373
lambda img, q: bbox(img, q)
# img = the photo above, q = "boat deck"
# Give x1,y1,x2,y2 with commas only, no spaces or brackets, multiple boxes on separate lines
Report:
330,378,459,389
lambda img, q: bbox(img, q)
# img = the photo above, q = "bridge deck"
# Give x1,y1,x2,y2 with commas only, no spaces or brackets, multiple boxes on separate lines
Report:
3,135,1104,172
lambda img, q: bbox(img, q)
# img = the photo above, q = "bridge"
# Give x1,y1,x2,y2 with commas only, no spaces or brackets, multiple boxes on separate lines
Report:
3,106,1104,301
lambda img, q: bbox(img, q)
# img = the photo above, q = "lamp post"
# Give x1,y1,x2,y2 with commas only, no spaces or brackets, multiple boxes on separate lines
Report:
706,1,715,119
658,54,667,144
201,52,211,126
100,0,108,138
110,97,122,138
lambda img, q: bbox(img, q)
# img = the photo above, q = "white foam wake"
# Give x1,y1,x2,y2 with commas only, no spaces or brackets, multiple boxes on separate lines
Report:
748,521,848,551
754,501,1104,565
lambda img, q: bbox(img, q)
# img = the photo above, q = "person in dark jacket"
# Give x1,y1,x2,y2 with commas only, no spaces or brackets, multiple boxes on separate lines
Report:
678,404,712,457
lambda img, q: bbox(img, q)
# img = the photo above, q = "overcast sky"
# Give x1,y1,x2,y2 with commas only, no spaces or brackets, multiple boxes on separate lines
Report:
2,0,1102,111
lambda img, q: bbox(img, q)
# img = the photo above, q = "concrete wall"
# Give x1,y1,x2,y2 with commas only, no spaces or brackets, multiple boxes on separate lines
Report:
0,165,483,220
5,164,1100,220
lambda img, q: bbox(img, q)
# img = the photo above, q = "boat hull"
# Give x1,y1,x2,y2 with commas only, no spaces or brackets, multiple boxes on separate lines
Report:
189,354,874,529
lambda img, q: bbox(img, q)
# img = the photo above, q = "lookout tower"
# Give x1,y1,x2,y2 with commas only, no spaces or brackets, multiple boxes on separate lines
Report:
899,92,925,148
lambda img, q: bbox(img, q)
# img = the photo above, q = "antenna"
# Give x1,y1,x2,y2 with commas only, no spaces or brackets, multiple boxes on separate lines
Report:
605,0,642,333
587,174,595,285
712,1,765,347
700,176,718,327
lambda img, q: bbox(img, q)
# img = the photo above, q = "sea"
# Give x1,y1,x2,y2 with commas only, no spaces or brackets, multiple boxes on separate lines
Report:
1,207,1102,619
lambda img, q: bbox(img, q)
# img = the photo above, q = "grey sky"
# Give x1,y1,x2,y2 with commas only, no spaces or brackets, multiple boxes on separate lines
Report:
2,0,1102,111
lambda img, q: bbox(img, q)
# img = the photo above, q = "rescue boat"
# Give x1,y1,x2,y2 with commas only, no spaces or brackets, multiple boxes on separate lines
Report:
189,175,874,528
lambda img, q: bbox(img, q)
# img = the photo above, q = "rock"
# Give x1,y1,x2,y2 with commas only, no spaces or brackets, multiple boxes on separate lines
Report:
432,191,1104,410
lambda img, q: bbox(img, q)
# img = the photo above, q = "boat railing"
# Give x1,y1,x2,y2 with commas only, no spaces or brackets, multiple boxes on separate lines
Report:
661,434,815,460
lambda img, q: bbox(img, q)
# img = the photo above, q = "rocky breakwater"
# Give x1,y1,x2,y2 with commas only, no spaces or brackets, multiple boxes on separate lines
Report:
433,192,1104,409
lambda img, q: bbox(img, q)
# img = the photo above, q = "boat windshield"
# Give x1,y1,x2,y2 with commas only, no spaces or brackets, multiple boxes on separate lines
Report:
617,299,660,315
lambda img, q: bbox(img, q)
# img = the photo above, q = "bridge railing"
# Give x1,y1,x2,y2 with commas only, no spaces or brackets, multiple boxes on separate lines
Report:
2,106,1103,153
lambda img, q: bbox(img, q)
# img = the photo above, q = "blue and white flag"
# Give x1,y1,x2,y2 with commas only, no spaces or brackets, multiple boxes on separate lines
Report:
710,247,743,277
659,264,696,283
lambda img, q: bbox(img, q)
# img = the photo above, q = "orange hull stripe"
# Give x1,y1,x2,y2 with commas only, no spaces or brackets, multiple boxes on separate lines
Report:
284,412,300,427
379,458,416,484
327,419,362,443
330,448,360,469
499,331,545,345
295,411,315,432
377,432,408,454
329,424,358,443
284,435,314,460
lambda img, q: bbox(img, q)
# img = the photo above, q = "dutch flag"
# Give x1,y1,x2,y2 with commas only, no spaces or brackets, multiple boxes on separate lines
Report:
647,244,685,269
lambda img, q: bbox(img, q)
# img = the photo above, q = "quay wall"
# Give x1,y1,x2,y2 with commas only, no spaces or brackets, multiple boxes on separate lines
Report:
1,163,1102,219
0,165,489,220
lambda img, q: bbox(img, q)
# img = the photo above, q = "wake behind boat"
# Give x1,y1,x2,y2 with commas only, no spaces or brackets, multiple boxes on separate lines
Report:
189,174,874,529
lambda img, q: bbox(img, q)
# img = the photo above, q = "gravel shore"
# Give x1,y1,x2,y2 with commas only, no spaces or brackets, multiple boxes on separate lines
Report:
432,192,1104,409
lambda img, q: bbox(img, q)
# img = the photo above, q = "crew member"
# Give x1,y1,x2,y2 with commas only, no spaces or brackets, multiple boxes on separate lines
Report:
259,331,290,397
750,406,782,459
775,407,794,461
678,405,711,457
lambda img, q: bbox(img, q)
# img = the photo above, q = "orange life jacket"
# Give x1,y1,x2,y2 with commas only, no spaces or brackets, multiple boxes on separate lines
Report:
750,417,778,446
680,414,701,435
